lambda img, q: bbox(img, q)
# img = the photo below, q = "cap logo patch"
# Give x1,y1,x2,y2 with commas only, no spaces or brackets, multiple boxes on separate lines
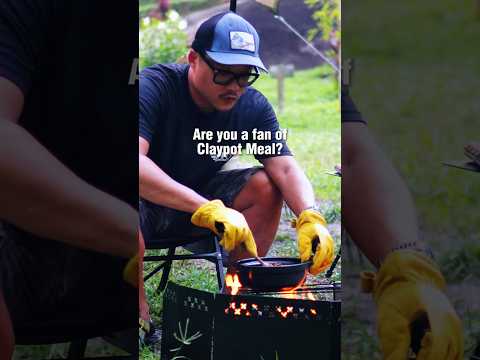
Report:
230,31,255,52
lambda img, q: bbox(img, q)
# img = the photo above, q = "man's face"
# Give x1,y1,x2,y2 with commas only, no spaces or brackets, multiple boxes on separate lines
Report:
188,51,258,112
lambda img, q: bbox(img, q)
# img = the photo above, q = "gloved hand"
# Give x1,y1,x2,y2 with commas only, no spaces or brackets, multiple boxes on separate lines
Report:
360,250,463,360
293,209,334,275
123,228,145,288
123,254,139,287
191,200,258,257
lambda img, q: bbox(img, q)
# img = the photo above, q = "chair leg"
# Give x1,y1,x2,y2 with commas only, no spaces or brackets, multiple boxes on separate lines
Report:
325,250,341,279
156,247,175,293
67,339,87,360
143,261,167,282
213,236,225,292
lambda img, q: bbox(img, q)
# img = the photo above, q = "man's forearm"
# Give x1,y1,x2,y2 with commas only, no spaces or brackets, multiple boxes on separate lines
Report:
263,156,316,216
139,154,208,213
279,167,316,217
342,124,419,266
0,120,137,258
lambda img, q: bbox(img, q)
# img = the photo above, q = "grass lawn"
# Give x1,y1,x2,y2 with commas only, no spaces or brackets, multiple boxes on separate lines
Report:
142,66,340,358
344,0,480,243
251,65,341,204
342,0,480,358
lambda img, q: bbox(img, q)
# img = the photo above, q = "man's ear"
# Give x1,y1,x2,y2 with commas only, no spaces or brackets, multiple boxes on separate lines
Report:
187,49,198,68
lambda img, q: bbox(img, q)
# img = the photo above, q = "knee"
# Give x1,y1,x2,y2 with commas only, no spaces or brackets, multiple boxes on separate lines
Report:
249,170,282,205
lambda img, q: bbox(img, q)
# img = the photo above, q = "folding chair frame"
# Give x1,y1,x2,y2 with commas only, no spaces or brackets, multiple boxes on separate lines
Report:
143,235,225,293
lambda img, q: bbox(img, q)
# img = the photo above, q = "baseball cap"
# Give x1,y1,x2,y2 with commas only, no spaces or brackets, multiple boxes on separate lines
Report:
192,12,267,72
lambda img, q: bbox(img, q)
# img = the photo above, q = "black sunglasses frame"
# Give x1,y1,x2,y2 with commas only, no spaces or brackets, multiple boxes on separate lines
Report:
200,53,260,88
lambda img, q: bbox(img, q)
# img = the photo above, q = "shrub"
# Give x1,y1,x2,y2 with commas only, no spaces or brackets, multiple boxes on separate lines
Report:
139,10,188,69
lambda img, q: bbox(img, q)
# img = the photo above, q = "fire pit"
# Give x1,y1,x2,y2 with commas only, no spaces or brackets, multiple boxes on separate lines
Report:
160,278,340,360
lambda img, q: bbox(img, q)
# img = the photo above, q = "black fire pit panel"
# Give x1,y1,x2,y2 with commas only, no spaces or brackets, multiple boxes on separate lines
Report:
162,282,340,360
213,293,340,360
161,283,215,359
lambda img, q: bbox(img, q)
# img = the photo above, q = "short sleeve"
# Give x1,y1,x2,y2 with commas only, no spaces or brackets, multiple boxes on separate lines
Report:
0,1,54,95
341,92,366,124
139,68,166,143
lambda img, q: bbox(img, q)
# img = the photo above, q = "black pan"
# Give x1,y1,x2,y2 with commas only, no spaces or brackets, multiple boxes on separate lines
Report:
235,257,311,291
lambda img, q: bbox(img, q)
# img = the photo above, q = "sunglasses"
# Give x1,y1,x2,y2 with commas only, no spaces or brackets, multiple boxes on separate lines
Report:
201,54,260,88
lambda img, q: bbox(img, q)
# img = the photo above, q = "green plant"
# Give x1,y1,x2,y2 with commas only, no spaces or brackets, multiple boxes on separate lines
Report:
304,0,340,67
140,345,160,360
139,10,188,69
305,0,340,41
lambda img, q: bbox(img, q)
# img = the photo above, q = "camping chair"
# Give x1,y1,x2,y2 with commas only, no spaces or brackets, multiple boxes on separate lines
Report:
143,233,225,293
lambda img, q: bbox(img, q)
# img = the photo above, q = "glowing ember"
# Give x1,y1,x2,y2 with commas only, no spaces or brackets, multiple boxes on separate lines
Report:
225,273,242,295
310,308,317,316
252,304,258,310
240,302,247,310
276,305,294,318
307,292,316,301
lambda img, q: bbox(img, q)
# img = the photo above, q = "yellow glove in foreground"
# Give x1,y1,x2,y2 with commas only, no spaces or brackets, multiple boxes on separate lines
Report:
293,209,334,275
191,200,258,257
361,250,463,360
123,254,139,288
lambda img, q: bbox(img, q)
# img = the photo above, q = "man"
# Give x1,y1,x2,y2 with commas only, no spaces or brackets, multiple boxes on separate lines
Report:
342,88,463,359
139,10,335,331
0,2,140,358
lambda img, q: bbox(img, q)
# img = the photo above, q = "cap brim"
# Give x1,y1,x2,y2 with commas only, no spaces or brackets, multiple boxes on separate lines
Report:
206,51,268,72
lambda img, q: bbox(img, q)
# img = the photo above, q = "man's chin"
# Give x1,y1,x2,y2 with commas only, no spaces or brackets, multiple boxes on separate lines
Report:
214,98,238,112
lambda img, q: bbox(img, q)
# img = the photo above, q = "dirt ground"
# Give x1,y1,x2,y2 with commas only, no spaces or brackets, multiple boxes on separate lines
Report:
186,0,332,70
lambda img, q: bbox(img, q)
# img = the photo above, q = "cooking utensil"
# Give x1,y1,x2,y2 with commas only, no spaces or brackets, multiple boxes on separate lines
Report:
234,232,320,290
235,257,312,291
254,256,272,267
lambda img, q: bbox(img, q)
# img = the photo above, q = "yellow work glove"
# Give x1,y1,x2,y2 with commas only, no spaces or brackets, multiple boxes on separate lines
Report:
293,209,334,275
191,200,258,257
361,250,463,360
123,254,139,287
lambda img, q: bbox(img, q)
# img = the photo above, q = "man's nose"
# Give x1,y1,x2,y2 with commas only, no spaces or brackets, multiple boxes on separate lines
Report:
225,79,242,93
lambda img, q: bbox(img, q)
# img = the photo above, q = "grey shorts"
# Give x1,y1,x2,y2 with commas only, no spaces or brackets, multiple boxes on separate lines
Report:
139,167,263,248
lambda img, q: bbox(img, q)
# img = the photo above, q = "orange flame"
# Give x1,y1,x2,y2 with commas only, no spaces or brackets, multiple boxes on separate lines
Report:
226,273,242,295
276,271,308,299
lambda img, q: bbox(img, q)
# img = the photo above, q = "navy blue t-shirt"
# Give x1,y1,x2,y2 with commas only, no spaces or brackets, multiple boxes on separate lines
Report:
139,63,291,194
0,0,138,208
